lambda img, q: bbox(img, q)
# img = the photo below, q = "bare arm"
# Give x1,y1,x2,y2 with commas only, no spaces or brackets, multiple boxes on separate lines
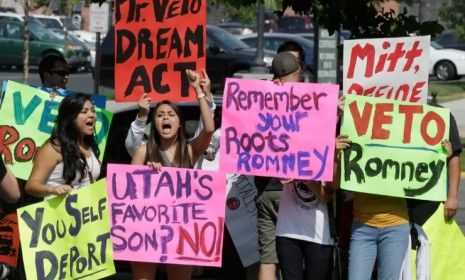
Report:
444,154,461,219
327,135,351,190
125,93,150,156
186,69,215,163
0,166,20,204
131,144,147,165
25,143,72,198
303,181,333,203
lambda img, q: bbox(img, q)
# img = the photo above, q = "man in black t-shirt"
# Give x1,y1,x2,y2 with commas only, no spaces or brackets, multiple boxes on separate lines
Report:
407,102,462,225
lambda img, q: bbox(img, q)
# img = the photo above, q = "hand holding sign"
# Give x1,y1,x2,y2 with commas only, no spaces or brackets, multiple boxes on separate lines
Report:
147,161,163,172
48,184,73,196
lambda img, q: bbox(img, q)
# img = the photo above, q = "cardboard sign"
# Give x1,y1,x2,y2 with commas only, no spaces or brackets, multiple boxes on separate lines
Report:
225,174,259,267
17,180,115,280
0,81,113,180
106,164,226,267
340,95,449,200
114,0,206,102
220,78,339,180
36,86,107,109
343,36,430,103
0,209,19,267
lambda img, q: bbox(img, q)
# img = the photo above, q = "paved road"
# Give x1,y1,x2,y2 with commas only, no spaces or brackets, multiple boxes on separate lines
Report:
0,70,113,95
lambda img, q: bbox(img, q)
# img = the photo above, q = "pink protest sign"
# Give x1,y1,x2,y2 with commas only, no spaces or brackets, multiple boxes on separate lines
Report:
106,164,226,267
220,78,339,181
343,36,430,103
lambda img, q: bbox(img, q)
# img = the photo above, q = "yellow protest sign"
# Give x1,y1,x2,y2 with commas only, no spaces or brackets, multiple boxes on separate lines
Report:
18,179,115,280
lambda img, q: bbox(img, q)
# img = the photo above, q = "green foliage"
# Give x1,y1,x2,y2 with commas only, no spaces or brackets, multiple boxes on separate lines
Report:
223,2,258,24
89,0,444,39
439,0,465,41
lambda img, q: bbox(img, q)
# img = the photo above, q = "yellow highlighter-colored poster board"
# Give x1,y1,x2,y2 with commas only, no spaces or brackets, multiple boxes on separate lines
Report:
17,179,115,280
422,204,465,279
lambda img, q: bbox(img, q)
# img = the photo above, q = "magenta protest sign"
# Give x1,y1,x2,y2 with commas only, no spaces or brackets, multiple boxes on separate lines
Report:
106,164,226,267
220,78,339,180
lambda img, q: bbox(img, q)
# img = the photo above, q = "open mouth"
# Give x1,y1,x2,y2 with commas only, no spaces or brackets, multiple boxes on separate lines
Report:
162,123,172,133
85,120,95,128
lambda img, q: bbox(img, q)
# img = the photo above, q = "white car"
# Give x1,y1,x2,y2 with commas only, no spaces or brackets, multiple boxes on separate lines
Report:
32,15,103,49
430,41,465,80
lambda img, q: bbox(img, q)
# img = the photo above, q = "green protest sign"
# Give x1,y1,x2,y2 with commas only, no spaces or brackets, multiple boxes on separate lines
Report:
340,95,449,201
17,179,115,280
0,81,112,180
422,204,465,279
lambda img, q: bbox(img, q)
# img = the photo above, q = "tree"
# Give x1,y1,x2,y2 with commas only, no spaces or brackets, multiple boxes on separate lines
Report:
23,0,31,83
438,0,465,41
207,0,443,39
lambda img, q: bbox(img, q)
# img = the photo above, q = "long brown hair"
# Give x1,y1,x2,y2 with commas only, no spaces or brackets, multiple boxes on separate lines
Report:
145,100,192,168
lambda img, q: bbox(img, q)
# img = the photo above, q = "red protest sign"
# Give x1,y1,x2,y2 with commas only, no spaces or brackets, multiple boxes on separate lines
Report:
115,0,206,102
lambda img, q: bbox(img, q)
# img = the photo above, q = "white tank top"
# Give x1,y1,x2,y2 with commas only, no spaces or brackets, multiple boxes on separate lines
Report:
45,152,100,200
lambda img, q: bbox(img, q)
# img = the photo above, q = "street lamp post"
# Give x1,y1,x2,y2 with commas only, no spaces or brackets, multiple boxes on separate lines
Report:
251,0,268,73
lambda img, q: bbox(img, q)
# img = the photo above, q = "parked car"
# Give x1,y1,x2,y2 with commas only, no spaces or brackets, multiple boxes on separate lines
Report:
0,12,45,26
217,22,254,36
48,27,92,71
0,7,15,13
98,25,275,93
434,30,465,51
429,41,465,80
239,32,315,81
275,16,313,34
32,14,99,51
0,19,91,71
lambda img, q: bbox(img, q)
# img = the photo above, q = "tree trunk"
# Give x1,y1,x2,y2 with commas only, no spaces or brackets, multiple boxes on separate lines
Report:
23,0,30,83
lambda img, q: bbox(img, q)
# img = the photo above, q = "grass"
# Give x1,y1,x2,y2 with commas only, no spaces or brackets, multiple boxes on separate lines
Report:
428,80,465,103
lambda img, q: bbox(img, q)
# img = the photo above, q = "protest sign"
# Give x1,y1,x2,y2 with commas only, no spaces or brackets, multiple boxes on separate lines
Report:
343,36,430,103
36,86,107,108
0,81,112,180
220,78,339,180
225,174,259,267
17,179,115,280
0,210,20,267
421,204,465,279
114,0,206,102
340,94,449,200
107,164,226,267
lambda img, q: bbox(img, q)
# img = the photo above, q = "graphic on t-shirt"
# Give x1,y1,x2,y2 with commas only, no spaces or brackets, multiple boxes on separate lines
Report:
292,181,319,210
204,130,220,161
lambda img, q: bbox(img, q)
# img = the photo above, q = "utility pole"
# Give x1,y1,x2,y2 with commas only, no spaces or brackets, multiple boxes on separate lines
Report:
251,0,267,73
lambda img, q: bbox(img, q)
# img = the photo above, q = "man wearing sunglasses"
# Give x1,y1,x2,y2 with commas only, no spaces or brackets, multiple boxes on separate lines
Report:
37,54,106,108
39,54,70,90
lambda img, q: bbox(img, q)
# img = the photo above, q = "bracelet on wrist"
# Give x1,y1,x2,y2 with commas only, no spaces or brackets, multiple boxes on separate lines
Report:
197,92,206,99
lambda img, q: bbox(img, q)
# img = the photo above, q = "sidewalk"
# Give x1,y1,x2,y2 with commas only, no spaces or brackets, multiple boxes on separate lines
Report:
442,98,465,137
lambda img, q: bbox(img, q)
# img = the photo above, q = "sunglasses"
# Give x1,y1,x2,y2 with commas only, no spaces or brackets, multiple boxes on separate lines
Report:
49,70,70,76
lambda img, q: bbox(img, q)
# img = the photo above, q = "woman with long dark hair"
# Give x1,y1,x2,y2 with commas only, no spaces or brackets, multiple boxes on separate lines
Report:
26,93,100,199
130,69,215,280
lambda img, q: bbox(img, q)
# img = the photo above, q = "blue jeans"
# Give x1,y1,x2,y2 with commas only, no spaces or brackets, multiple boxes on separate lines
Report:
348,221,410,280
